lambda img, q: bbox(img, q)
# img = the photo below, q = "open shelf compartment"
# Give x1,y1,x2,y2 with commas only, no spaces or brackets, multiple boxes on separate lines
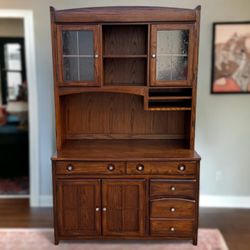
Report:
102,24,148,87
147,88,192,110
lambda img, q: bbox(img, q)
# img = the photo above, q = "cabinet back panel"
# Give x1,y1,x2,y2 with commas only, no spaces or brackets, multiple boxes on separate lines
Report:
62,93,189,139
104,58,147,86
103,25,148,55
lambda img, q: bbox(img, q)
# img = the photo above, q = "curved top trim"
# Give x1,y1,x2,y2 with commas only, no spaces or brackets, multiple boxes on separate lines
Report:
51,6,200,23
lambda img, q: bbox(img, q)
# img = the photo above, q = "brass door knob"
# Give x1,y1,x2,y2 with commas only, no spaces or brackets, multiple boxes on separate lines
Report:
136,164,144,171
178,165,186,171
107,164,115,171
66,165,73,171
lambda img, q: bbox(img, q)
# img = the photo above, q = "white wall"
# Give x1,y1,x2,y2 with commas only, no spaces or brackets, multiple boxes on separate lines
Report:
0,18,23,37
0,0,249,206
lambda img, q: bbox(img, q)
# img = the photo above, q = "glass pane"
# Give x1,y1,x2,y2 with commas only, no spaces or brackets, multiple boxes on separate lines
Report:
7,72,22,100
79,58,94,81
157,56,172,80
156,29,189,81
62,31,77,55
4,43,22,70
78,31,94,55
172,56,188,80
63,57,78,81
62,29,95,82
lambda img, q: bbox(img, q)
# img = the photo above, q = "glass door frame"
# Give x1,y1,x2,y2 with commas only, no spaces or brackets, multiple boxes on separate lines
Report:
56,25,101,86
150,23,194,87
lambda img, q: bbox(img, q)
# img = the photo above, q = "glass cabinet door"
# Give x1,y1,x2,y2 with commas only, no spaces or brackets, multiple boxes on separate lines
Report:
150,24,194,86
57,25,100,86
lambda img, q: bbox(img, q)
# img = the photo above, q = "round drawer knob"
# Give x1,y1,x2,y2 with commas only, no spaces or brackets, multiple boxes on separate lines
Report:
170,227,175,232
136,164,144,171
66,165,73,171
178,165,186,171
170,186,176,191
94,54,99,58
170,207,176,212
107,164,115,171
96,207,100,212
152,54,156,58
102,207,107,212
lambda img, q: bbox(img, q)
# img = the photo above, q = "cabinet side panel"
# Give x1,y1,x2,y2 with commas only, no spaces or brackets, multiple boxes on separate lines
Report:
50,10,63,150
190,8,201,149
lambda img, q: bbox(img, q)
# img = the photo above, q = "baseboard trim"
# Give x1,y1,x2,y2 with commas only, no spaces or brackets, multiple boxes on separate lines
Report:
0,195,29,199
39,195,250,208
200,195,250,208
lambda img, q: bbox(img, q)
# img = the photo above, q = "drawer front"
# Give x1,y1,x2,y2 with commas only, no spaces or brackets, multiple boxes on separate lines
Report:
55,161,126,175
150,180,196,199
150,199,195,218
150,219,193,237
127,161,197,176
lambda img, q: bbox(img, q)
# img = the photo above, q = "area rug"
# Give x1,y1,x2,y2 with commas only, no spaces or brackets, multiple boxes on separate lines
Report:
0,228,228,250
0,176,29,195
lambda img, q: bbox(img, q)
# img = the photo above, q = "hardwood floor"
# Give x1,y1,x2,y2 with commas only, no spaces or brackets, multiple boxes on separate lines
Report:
0,198,250,249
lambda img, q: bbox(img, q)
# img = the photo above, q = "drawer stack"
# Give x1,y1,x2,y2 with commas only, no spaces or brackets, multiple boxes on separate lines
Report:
149,172,199,239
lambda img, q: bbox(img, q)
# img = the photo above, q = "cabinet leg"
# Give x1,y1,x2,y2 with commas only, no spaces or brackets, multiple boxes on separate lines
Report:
193,236,198,246
54,238,59,245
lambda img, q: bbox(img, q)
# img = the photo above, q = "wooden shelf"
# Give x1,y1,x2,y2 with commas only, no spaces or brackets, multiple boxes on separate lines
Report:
148,96,192,100
54,139,200,161
146,107,192,111
58,86,147,96
103,55,148,58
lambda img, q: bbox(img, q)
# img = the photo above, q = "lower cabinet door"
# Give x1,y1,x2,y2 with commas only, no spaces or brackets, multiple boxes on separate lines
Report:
57,179,101,236
102,179,146,236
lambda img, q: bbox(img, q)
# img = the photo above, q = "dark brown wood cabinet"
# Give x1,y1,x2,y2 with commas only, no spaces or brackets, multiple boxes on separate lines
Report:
50,6,201,245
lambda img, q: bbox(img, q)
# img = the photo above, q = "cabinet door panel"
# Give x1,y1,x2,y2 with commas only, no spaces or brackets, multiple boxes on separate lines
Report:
150,24,194,86
57,179,101,236
102,179,146,236
57,25,100,86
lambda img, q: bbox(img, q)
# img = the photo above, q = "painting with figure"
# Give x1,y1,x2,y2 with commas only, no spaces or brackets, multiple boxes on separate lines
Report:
211,23,250,93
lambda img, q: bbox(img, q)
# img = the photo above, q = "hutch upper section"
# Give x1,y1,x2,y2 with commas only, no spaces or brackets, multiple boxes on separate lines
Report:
50,6,200,152
51,6,200,88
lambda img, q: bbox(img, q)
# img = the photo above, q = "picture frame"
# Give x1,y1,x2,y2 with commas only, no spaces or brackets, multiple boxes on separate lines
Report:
211,22,250,94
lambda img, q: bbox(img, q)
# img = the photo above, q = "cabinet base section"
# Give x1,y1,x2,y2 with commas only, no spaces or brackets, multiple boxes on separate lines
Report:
55,234,198,245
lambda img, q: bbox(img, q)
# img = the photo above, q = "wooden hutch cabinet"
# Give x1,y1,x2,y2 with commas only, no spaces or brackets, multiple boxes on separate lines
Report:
50,6,201,245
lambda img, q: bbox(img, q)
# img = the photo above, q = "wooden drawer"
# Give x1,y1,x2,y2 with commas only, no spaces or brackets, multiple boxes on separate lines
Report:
150,219,194,237
150,199,195,218
127,161,197,176
150,179,196,199
55,161,126,175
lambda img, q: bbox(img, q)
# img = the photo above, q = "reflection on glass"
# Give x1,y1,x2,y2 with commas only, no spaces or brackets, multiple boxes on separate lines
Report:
79,58,94,81
63,57,78,81
156,30,189,81
62,31,77,55
62,30,94,82
79,31,94,55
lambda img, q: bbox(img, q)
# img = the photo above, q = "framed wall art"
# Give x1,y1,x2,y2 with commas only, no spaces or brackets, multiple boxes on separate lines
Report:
211,22,250,94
